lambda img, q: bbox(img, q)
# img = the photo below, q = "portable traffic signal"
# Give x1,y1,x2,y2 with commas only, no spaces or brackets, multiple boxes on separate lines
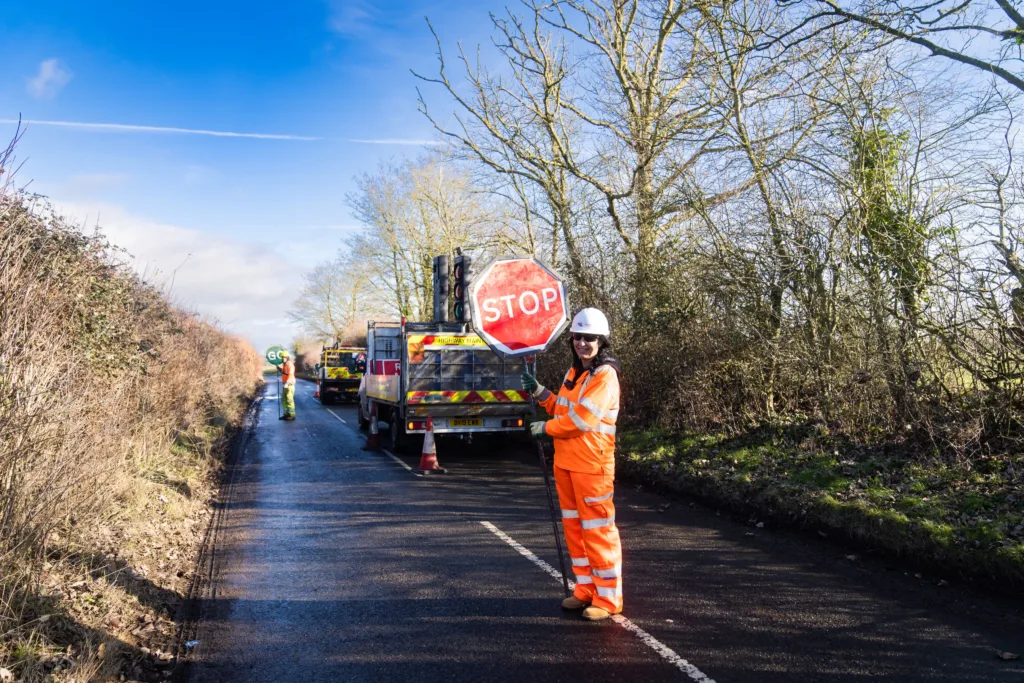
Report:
453,253,472,323
432,254,450,323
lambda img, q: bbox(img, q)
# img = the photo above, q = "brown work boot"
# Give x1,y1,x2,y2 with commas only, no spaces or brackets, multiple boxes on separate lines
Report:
582,606,614,621
561,595,590,610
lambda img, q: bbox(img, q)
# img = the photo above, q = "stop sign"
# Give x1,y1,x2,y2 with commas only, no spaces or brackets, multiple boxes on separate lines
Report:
468,256,569,357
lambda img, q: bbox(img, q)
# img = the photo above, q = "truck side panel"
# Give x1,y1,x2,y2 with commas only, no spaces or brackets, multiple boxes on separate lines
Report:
366,324,402,404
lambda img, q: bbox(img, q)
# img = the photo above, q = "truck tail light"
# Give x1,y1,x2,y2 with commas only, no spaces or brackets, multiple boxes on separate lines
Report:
408,420,426,431
502,418,524,428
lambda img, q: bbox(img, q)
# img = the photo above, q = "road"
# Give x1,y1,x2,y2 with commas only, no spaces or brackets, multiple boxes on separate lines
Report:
186,379,1024,682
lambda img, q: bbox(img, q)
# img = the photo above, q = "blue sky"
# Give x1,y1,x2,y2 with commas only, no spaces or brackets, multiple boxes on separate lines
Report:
0,0,496,353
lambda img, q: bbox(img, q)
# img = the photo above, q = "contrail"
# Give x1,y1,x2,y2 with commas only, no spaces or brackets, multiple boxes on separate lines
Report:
0,118,319,141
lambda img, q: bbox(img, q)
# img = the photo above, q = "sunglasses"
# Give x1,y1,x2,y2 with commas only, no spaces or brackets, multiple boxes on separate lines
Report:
572,333,599,342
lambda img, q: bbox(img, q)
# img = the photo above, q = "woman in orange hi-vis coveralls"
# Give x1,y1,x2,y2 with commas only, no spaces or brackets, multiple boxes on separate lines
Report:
522,308,622,621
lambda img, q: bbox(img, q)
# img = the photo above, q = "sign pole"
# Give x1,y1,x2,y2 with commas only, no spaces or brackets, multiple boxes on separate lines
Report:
525,357,571,598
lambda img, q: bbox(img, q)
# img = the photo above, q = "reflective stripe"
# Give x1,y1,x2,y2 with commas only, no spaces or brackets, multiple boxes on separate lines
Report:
593,566,620,579
556,396,573,408
583,490,614,504
595,423,617,435
571,557,590,567
568,408,591,432
596,585,622,598
579,396,607,419
580,365,612,395
575,575,594,584
606,409,619,420
561,509,579,519
581,515,615,530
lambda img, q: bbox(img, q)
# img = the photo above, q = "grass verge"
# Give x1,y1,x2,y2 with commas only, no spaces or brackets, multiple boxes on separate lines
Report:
618,425,1024,592
1,387,260,682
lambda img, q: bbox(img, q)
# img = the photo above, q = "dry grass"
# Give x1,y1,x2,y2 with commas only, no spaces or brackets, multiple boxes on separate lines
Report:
0,143,262,681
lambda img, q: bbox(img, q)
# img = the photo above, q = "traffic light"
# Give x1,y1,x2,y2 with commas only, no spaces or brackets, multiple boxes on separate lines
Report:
453,253,472,323
432,255,449,322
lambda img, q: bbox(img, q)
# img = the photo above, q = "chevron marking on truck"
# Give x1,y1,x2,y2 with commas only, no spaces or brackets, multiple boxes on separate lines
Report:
406,390,530,404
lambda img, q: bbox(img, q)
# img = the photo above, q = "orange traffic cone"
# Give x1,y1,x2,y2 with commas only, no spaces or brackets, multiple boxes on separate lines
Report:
414,417,446,474
314,389,320,398
362,402,381,451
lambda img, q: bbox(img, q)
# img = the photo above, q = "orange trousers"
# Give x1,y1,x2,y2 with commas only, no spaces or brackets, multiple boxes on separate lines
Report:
554,465,622,613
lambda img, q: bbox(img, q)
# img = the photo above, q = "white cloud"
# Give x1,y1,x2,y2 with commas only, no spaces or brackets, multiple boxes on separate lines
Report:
26,59,73,99
65,172,130,194
56,201,304,353
1,119,318,141
327,0,375,36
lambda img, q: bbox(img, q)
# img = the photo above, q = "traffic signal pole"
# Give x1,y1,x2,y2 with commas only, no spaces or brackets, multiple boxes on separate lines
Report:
524,357,571,598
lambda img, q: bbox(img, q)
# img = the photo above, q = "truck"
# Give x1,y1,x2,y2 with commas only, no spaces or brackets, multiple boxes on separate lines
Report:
358,319,532,450
316,345,366,404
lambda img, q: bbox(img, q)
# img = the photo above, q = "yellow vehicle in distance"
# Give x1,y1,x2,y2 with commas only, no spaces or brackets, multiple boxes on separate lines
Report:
316,346,367,405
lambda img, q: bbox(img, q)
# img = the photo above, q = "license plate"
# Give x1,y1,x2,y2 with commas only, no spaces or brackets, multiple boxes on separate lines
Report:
450,418,482,427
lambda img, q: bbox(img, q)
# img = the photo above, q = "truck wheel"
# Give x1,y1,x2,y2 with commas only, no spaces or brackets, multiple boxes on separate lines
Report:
388,413,407,452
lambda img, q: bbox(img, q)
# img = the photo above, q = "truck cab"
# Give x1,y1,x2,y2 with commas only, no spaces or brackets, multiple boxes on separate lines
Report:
317,346,366,404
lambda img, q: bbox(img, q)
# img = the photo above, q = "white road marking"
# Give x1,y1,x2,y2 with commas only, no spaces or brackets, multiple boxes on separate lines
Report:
480,521,566,584
323,408,348,425
479,521,717,683
320,408,422,476
383,449,422,476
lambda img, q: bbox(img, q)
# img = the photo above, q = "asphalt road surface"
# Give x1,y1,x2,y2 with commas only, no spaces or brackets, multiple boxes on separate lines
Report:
187,379,1024,682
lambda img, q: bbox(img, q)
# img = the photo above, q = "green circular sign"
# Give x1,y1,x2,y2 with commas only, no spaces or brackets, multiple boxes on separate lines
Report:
265,345,287,366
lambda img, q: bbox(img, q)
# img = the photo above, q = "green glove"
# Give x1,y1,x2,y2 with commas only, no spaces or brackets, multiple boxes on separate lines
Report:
530,421,547,438
521,372,543,395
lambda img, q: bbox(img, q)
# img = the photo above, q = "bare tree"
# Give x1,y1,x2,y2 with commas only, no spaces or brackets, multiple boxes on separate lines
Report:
289,259,369,342
781,0,1024,92
346,156,503,318
697,0,849,414
416,0,770,325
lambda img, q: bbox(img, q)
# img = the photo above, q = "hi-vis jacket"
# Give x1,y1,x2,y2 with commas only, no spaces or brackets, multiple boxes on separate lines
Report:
281,359,296,386
537,364,620,473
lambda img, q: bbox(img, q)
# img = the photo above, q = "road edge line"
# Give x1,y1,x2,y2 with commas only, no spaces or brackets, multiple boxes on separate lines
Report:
479,520,716,683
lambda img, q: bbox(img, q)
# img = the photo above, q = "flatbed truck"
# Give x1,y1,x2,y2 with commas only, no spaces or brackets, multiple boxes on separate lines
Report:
358,320,531,450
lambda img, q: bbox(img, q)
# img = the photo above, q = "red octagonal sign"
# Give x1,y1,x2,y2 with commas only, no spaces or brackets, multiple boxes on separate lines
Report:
468,256,569,357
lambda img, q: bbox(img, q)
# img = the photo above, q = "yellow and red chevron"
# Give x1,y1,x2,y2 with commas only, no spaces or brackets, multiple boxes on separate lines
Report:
406,390,530,404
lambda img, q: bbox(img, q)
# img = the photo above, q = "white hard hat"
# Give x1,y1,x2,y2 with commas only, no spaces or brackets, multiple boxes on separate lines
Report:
570,308,610,337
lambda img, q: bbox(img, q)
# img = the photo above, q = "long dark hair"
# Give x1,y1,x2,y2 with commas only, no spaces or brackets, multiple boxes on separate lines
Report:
566,334,618,387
